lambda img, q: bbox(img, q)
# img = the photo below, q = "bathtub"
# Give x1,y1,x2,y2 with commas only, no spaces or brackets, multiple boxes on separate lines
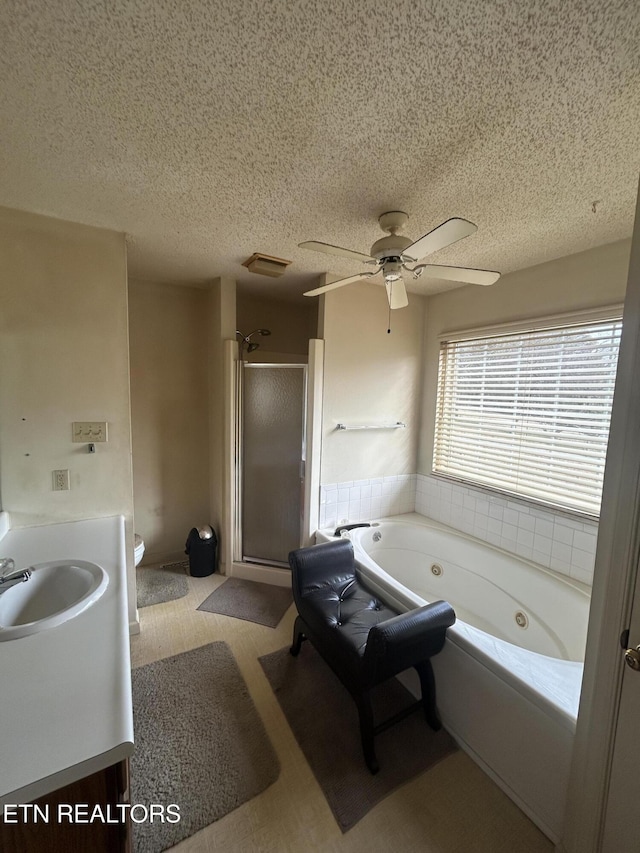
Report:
317,513,590,842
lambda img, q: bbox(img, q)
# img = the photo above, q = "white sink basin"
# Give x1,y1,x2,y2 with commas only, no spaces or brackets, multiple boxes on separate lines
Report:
0,560,108,641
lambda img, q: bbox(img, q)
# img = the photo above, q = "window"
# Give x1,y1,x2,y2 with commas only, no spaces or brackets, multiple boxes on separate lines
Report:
433,314,622,517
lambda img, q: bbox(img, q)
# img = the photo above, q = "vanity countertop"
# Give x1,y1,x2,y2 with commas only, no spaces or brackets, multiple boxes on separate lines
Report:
0,515,134,806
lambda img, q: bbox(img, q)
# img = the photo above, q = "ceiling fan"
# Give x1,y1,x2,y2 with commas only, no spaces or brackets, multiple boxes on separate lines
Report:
300,211,500,309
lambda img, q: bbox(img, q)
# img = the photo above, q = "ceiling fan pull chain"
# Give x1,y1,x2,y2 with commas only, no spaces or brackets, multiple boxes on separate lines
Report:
387,297,392,334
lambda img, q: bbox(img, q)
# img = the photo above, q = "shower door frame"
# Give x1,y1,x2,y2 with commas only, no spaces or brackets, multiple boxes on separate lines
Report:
238,361,308,568
223,339,324,584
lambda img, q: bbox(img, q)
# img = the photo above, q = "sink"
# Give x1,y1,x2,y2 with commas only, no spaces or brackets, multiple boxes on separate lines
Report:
0,560,108,641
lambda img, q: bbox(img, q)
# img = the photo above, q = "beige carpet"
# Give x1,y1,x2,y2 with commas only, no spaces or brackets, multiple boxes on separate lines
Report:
131,641,280,852
259,643,456,832
197,577,293,627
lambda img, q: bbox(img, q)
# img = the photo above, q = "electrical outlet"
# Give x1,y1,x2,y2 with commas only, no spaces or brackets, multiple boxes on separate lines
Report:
53,469,70,491
72,422,108,443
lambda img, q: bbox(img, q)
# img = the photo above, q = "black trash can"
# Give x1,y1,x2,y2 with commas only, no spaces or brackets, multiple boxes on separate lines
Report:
185,525,218,577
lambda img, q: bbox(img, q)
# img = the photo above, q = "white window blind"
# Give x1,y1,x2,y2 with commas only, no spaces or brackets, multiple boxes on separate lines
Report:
433,317,622,517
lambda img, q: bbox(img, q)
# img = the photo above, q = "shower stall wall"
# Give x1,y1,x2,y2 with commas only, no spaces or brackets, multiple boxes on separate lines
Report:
240,363,307,566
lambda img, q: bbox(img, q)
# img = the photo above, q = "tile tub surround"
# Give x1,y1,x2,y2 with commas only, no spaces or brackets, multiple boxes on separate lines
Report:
415,474,598,586
319,475,416,531
318,475,597,585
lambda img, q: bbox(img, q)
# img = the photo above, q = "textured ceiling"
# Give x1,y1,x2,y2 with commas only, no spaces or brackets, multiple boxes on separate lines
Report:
1,0,639,302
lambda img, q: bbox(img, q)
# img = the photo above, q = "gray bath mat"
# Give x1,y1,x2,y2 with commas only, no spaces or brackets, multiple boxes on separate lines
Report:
131,641,280,853
136,562,189,609
197,576,292,627
259,643,456,832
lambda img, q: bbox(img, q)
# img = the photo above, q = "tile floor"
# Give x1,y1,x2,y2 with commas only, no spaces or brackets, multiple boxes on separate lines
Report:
130,565,553,853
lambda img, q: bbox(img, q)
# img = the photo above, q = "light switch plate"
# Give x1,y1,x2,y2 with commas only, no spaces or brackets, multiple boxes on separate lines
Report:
72,422,108,442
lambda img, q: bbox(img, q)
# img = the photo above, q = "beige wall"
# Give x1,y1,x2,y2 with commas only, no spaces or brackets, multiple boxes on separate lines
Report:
0,207,133,531
208,277,236,570
128,280,211,564
236,292,317,360
418,239,632,474
320,281,425,484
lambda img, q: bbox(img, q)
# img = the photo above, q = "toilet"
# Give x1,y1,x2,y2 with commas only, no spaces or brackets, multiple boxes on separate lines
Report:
134,533,145,567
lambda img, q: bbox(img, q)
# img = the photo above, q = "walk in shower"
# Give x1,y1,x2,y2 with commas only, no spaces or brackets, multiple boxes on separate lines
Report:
236,363,307,566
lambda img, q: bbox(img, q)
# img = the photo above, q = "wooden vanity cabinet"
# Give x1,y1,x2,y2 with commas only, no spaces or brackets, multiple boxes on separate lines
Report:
0,757,131,853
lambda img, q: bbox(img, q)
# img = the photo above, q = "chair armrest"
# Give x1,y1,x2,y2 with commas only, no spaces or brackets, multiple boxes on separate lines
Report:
288,539,357,601
363,600,456,683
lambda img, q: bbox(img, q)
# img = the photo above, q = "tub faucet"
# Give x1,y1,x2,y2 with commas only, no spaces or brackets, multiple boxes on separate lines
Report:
0,558,31,595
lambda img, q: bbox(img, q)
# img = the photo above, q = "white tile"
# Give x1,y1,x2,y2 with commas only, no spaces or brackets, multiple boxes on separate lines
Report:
550,555,571,574
489,504,504,521
359,484,372,500
570,564,594,585
370,477,383,485
533,534,552,556
336,502,349,522
508,500,527,512
324,483,337,491
463,494,476,510
382,480,397,496
571,548,595,571
488,518,502,535
486,531,502,547
500,536,517,552
370,498,382,518
573,530,597,553
561,516,589,530
532,549,552,568
530,508,556,522
371,483,382,497
354,478,370,487
341,480,354,488
515,541,533,560
518,513,536,533
476,499,490,517
474,514,489,533
503,508,519,527
348,500,361,520
534,518,554,539
452,490,464,506
517,529,534,548
338,488,350,502
325,490,337,506
360,498,371,519
349,486,361,501
501,522,517,542
551,540,572,563
553,524,574,546
462,509,475,528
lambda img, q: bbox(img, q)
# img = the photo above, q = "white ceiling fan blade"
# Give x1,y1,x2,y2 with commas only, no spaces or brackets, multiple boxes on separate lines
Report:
417,264,501,286
385,278,409,309
298,240,372,263
404,218,477,262
303,270,380,297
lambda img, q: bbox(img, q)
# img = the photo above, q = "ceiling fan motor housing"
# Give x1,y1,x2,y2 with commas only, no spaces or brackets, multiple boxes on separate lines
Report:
370,233,414,261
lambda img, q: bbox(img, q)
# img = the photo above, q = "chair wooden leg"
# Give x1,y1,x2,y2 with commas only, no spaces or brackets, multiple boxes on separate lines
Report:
355,690,379,774
415,659,441,731
289,615,306,657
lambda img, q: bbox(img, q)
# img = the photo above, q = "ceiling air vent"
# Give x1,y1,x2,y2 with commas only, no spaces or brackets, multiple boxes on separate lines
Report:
241,253,292,278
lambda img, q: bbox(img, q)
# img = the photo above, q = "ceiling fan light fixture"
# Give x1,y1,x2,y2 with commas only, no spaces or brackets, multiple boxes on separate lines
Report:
383,260,404,283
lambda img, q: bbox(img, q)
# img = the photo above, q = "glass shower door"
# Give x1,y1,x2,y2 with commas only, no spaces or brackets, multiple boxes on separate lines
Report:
242,364,306,566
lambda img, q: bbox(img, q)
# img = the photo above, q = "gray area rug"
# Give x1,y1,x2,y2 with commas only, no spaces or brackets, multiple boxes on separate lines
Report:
131,641,280,853
197,576,293,628
136,562,189,609
259,643,456,832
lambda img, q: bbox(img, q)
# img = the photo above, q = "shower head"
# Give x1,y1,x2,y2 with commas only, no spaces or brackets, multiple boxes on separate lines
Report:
236,328,272,357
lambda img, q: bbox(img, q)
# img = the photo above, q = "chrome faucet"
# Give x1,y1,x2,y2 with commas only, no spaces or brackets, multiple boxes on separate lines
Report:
0,557,31,594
